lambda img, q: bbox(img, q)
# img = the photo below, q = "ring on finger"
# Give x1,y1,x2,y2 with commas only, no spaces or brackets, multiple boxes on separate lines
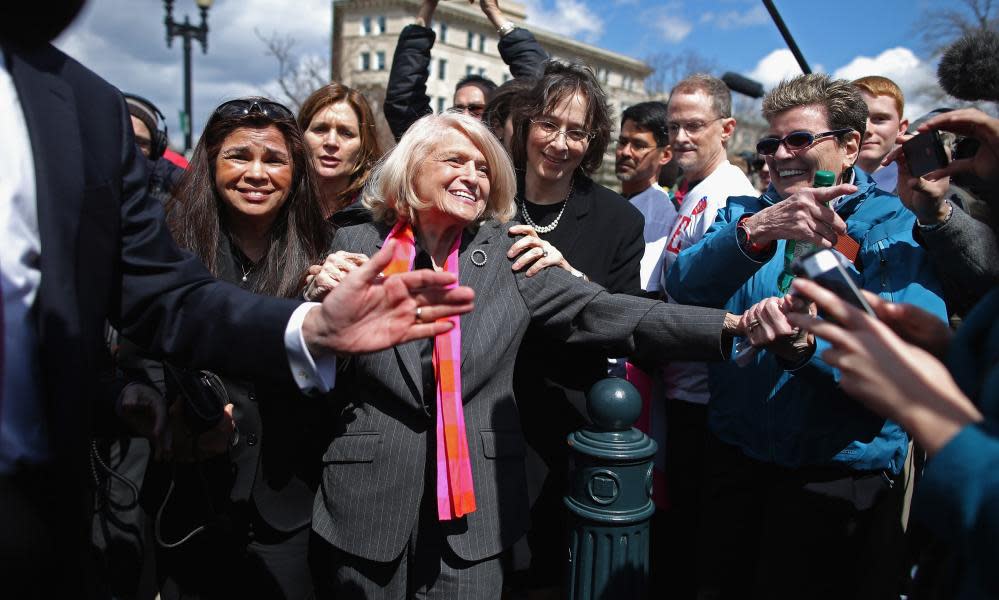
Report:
415,307,423,323
749,319,761,330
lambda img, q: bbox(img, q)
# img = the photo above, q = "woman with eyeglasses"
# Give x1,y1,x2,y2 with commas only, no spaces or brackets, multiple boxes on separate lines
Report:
298,83,383,227
137,96,330,599
502,60,647,594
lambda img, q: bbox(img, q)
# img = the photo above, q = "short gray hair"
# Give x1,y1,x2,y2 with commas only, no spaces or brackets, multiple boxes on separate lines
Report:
763,73,868,139
362,112,517,226
668,74,732,119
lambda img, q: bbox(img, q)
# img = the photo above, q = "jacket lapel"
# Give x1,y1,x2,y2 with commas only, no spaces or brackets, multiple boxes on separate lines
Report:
458,222,502,368
556,176,592,259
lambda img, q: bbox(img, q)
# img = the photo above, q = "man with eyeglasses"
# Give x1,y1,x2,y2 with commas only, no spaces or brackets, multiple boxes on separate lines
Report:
665,73,948,599
644,74,756,600
614,101,677,292
383,0,548,141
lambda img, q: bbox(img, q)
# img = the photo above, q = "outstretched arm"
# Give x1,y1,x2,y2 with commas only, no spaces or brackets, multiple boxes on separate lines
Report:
302,239,475,357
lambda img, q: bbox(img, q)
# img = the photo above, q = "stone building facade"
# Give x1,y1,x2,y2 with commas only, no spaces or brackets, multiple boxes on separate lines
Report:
331,0,654,185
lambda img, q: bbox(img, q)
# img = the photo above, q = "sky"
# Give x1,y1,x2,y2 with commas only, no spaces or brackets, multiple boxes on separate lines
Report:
54,0,958,149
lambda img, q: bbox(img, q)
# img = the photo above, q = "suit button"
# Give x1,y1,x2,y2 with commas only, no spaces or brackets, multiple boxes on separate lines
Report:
247,433,258,446
248,392,256,402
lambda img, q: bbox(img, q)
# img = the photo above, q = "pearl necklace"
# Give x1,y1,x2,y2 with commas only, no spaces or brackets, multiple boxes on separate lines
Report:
520,180,574,234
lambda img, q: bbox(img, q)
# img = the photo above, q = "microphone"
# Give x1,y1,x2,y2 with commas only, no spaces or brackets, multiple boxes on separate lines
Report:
937,28,999,102
721,72,765,99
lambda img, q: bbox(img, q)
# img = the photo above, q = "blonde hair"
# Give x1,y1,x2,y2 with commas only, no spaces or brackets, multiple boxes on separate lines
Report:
362,112,517,225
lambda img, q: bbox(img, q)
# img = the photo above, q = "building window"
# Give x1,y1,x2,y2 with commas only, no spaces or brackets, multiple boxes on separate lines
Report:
438,58,447,81
376,51,386,71
466,64,475,76
439,21,448,43
478,67,486,77
377,15,386,34
467,30,475,49
361,16,372,36
478,33,485,53
437,97,446,114
359,52,371,71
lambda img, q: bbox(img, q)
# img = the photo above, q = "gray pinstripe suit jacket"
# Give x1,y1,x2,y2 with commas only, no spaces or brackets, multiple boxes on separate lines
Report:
312,220,729,563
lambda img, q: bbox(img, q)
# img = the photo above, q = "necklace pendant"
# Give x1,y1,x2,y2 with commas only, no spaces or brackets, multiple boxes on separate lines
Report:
242,274,248,282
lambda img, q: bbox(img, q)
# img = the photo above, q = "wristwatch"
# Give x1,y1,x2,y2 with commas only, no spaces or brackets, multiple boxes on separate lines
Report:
497,21,517,37
569,267,589,281
736,216,772,254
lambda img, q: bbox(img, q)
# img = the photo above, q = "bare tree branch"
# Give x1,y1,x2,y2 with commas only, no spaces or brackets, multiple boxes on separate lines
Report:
916,0,999,56
255,28,330,112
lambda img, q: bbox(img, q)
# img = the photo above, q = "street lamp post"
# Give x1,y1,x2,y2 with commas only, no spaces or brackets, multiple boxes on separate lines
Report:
164,0,213,153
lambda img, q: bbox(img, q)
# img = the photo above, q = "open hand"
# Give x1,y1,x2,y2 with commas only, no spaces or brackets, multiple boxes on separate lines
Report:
303,239,476,356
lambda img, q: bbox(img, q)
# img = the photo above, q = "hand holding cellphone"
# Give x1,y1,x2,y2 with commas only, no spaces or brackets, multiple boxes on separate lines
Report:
790,249,876,319
901,130,949,178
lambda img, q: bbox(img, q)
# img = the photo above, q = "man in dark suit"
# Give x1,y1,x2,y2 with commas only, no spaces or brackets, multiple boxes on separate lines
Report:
0,6,473,596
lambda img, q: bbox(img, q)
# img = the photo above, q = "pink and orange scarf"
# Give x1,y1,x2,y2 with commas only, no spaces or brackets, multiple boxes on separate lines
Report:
382,221,477,520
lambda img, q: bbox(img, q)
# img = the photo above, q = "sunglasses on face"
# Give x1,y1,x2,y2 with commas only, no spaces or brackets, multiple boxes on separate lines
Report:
212,99,295,121
756,128,853,156
449,103,486,118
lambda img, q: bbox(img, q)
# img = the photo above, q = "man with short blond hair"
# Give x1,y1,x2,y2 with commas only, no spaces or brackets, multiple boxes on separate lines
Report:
853,75,909,192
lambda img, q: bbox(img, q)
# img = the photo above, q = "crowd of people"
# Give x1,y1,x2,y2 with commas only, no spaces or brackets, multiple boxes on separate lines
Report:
2,1,999,599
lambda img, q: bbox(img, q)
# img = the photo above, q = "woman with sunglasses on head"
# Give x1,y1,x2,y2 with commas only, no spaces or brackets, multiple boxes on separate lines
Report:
298,83,383,228
138,96,330,599
502,60,647,595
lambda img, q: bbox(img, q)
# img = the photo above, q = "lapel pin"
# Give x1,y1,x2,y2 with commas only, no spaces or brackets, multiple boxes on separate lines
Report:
471,249,487,267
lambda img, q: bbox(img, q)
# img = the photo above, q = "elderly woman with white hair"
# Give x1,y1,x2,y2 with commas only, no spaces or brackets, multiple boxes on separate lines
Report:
306,112,743,598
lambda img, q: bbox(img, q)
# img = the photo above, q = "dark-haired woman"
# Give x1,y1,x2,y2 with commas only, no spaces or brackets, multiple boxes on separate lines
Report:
506,61,647,592
144,97,330,599
298,83,383,228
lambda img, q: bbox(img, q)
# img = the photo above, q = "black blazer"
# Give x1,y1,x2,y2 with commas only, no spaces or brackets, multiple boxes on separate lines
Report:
514,175,645,406
4,42,300,484
311,221,728,563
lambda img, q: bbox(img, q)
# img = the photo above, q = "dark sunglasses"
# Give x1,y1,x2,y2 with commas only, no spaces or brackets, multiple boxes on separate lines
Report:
212,99,295,121
756,128,852,156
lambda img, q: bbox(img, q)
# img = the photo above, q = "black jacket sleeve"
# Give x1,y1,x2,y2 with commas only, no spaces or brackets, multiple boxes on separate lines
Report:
497,27,549,78
383,24,436,141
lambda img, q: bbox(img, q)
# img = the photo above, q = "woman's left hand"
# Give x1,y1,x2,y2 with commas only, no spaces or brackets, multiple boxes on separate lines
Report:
507,224,579,277
786,278,982,456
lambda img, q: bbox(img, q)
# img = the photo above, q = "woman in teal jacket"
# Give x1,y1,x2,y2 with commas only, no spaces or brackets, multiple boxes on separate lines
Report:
789,106,999,599
665,164,948,473
661,72,949,598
